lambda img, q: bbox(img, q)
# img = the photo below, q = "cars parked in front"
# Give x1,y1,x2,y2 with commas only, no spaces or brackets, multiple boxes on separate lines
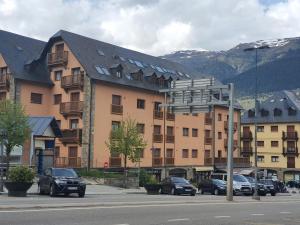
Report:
160,177,197,196
38,168,86,197
244,176,267,196
286,180,300,188
198,179,226,195
259,179,276,196
232,174,252,196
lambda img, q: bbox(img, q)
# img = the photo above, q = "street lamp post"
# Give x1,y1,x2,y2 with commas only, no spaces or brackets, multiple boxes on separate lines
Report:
0,130,6,192
244,45,270,201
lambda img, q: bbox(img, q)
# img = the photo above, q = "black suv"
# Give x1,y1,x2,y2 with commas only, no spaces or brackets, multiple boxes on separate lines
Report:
259,179,276,196
38,168,86,197
198,179,226,195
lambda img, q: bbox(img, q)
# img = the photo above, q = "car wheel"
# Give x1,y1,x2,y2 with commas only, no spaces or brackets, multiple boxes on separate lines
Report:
50,185,56,197
214,189,219,195
191,192,196,196
78,191,85,198
271,192,276,196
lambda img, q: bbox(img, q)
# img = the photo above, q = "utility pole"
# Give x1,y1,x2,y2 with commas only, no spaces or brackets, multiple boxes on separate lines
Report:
0,131,5,192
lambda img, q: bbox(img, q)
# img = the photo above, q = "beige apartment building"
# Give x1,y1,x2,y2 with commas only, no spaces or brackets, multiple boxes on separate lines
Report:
0,29,248,180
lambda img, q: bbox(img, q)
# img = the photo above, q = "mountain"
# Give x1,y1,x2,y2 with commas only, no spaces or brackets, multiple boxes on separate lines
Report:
162,37,300,96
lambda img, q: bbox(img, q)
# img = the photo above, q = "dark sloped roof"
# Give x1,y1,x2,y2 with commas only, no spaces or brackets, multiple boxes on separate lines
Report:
0,30,52,85
28,116,61,137
41,30,200,91
241,90,300,124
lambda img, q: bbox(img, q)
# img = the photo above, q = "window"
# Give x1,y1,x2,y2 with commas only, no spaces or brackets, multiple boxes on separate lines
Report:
183,128,189,136
55,43,64,53
56,120,61,128
257,141,264,147
218,132,222,139
182,149,189,158
154,102,161,111
166,149,173,158
257,156,264,162
152,148,161,157
192,149,198,158
271,141,278,147
167,126,174,135
55,146,60,158
217,150,222,158
257,126,264,132
112,95,121,105
54,70,62,81
204,150,210,158
112,121,120,130
116,71,122,78
274,108,282,116
248,109,255,118
137,99,145,109
218,113,222,121
261,109,269,117
54,94,62,105
31,93,42,104
137,123,145,134
69,119,79,129
271,156,279,162
192,128,198,137
68,146,78,158
72,67,81,76
154,125,161,134
70,92,80,101
0,67,8,75
271,126,278,132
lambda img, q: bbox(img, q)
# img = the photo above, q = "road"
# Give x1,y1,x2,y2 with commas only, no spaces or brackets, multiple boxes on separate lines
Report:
1,194,300,225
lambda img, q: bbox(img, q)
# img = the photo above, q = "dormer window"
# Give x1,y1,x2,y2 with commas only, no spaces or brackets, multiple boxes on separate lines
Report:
130,70,143,81
260,108,269,117
248,109,255,118
274,108,282,117
110,64,123,79
288,107,297,116
116,71,122,78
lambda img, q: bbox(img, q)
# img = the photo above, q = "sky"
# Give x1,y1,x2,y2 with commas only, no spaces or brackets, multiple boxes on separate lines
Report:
1,0,300,56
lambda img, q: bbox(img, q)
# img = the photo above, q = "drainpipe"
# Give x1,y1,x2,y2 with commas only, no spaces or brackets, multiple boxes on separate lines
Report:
87,79,93,171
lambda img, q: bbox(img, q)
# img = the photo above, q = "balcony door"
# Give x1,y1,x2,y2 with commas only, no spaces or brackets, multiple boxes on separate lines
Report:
68,146,78,167
287,125,295,132
70,92,80,102
287,156,295,168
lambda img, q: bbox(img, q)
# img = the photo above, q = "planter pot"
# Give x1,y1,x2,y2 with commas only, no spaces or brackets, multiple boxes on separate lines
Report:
4,182,33,197
144,184,161,195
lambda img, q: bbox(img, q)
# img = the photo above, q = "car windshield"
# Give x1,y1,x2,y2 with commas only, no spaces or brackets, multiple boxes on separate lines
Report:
260,179,273,185
233,174,248,182
52,169,78,178
171,177,189,184
213,179,226,185
245,176,255,183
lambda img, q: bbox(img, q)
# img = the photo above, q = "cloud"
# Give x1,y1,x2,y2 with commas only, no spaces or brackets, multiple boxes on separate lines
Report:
1,0,300,55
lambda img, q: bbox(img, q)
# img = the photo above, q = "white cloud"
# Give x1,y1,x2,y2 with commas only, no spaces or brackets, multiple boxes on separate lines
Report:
1,0,300,55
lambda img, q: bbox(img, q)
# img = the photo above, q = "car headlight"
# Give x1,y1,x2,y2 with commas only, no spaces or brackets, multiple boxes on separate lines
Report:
55,179,67,185
233,182,241,189
79,181,86,185
175,185,183,189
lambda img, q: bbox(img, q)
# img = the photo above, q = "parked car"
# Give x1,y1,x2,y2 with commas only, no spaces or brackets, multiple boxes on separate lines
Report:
232,174,252,196
259,179,276,196
244,176,267,196
38,168,86,197
198,179,226,195
160,177,197,196
286,180,300,188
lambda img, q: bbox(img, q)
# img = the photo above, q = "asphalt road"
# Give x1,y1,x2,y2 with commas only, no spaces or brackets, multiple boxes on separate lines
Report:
1,194,300,225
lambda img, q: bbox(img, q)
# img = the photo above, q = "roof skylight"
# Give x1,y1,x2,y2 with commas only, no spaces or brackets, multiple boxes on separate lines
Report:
95,65,110,76
135,60,144,68
97,49,105,56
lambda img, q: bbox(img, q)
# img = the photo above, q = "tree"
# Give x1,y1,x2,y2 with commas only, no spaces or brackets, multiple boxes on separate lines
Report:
106,118,147,187
0,100,30,176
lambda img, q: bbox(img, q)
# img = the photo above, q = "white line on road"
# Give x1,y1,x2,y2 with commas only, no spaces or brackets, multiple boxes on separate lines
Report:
214,216,231,218
251,214,264,216
280,212,291,214
167,218,190,222
114,224,130,225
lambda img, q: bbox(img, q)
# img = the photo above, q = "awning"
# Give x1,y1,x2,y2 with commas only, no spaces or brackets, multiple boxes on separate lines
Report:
239,169,255,175
194,166,214,172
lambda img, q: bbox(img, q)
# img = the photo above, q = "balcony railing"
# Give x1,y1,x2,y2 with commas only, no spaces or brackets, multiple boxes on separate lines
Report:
153,134,163,143
0,74,10,91
109,157,122,167
111,104,123,115
205,117,212,125
55,157,81,168
61,74,84,91
152,157,163,167
165,157,174,166
153,110,163,120
166,135,175,143
224,121,238,131
204,157,250,168
60,129,82,144
224,139,238,148
282,147,299,156
241,147,253,156
204,137,212,145
282,131,298,140
166,112,175,121
241,131,253,140
47,51,68,66
60,101,84,117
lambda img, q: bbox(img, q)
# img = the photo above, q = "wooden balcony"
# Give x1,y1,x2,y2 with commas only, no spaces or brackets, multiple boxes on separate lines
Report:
204,137,212,145
60,101,84,117
153,134,163,143
241,147,253,156
224,121,238,131
165,157,174,166
152,157,163,167
60,129,82,145
282,131,298,141
47,51,68,66
55,157,81,168
166,135,175,143
282,147,299,157
204,157,250,168
205,117,212,125
61,73,84,91
111,104,123,115
166,112,175,121
0,74,10,91
241,131,253,140
153,110,163,120
109,157,122,167
224,139,238,148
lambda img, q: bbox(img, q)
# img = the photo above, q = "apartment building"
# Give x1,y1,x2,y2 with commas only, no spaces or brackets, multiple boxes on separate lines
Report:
241,90,300,181
0,29,247,180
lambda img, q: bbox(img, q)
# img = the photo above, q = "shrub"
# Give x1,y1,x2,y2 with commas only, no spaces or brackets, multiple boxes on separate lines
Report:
8,166,35,183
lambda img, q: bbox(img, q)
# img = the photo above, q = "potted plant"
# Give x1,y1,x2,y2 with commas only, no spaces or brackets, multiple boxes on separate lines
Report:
144,176,161,195
4,166,35,197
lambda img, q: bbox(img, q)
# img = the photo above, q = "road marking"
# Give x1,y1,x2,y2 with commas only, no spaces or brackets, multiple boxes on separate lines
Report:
280,211,291,214
215,216,231,218
114,224,130,225
251,214,264,216
167,218,190,222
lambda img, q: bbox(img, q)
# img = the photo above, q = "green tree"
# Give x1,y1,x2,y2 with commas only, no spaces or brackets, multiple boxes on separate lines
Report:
0,100,30,176
106,118,147,187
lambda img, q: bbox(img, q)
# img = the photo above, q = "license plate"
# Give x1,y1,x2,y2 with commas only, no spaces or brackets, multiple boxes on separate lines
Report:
185,189,191,191
68,187,77,190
